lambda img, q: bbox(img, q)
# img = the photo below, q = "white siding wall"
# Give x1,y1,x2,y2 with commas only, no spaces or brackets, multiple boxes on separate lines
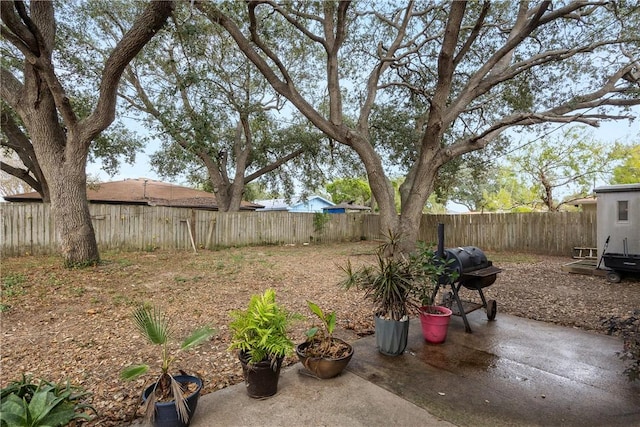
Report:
595,184,640,257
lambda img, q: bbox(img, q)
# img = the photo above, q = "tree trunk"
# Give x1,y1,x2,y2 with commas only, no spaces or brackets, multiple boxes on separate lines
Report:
397,153,441,255
349,132,399,242
49,171,99,266
22,85,99,265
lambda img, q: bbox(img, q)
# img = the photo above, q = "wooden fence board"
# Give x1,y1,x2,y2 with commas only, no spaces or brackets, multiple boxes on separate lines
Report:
0,203,596,257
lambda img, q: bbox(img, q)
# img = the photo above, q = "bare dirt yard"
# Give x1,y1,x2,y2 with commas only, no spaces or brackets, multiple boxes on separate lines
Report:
1,241,639,426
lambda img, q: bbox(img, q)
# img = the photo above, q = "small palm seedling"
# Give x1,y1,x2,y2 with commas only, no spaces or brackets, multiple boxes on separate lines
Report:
296,300,354,379
121,304,215,424
302,301,351,359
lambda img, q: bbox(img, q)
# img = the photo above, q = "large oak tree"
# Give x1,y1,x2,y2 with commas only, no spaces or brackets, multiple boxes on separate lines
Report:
1,1,173,265
63,1,359,212
195,1,640,253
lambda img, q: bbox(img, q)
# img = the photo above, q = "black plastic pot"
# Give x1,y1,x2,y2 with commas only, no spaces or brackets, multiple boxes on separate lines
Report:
238,351,283,398
142,375,202,427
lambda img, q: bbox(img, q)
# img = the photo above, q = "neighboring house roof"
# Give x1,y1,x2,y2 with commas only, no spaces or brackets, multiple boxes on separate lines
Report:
2,178,263,211
288,195,335,213
254,195,335,213
254,198,289,211
572,197,597,205
323,202,371,212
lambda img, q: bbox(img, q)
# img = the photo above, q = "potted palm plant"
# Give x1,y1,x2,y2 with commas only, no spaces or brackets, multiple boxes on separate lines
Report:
295,300,354,379
228,289,296,398
121,304,215,427
340,236,414,356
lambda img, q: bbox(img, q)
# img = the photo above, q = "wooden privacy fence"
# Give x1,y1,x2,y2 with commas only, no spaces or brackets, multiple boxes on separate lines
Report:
0,203,596,257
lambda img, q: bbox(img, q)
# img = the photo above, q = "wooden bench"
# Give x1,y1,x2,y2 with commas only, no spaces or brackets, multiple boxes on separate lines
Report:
572,247,598,259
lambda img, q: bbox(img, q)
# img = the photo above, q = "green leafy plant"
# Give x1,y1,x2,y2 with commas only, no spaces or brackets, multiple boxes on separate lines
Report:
306,300,337,340
313,212,331,233
0,374,96,427
120,304,215,424
301,301,351,359
409,241,458,307
2,273,27,310
228,289,296,365
1,273,26,297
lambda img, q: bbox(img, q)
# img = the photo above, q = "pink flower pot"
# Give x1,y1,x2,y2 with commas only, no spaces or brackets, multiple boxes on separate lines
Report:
419,306,453,344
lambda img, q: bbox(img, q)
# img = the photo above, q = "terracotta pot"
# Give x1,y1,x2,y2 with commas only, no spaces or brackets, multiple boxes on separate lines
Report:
142,375,202,427
295,338,354,379
238,351,283,398
419,306,452,344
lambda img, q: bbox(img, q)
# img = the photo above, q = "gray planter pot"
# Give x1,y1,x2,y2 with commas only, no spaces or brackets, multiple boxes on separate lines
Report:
374,315,409,356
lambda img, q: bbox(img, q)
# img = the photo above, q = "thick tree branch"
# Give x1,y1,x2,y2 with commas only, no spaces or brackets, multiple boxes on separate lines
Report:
0,24,37,61
0,67,23,107
359,1,415,133
453,1,490,66
0,161,42,194
194,1,344,142
0,2,38,53
1,108,46,198
244,147,305,183
447,1,554,124
80,1,174,144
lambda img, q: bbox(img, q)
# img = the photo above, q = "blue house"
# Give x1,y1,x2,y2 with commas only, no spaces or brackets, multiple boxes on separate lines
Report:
254,195,335,213
288,196,335,213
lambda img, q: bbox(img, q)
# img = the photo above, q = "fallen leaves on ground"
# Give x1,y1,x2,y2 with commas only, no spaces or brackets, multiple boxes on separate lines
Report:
1,241,638,425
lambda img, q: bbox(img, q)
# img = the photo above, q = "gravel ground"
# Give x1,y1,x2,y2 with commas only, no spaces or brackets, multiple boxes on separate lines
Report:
1,241,638,426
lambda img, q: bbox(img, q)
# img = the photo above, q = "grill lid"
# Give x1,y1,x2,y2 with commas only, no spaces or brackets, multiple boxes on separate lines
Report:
444,246,490,275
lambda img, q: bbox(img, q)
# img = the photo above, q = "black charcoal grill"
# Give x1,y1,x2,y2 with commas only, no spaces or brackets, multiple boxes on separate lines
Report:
432,224,501,333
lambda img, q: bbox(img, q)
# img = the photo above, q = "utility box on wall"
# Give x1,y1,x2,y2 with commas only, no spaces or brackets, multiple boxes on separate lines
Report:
594,183,640,259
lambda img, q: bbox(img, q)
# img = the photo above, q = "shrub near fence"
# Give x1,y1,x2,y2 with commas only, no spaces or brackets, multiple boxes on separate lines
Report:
0,203,596,257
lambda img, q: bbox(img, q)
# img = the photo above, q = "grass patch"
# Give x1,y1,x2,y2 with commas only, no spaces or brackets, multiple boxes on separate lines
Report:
1,273,28,312
1,273,27,297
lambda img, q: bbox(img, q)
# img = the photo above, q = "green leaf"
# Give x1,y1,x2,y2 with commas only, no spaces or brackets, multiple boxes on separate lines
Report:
181,326,215,351
306,300,324,321
121,364,150,380
39,404,79,426
28,388,55,424
132,305,170,345
0,394,27,426
326,312,336,335
306,327,319,338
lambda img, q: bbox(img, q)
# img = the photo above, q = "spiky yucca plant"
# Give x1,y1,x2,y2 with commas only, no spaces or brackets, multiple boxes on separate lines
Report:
340,230,457,320
121,304,215,424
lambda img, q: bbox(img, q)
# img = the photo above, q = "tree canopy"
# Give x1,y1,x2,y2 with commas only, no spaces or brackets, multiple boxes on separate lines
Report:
325,177,371,205
62,1,361,211
507,127,625,211
611,143,640,184
195,0,640,252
